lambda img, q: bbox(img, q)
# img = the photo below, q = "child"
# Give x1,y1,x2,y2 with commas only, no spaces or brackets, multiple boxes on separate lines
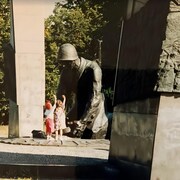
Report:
44,95,57,140
54,95,66,144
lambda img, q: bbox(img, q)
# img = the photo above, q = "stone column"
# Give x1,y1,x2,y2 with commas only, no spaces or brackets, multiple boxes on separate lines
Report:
151,1,180,179
7,0,45,137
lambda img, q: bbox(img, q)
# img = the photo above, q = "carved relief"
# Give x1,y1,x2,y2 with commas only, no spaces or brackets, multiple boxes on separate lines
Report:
155,58,175,92
154,0,180,93
173,61,180,92
171,0,180,6
155,37,180,92
155,59,180,92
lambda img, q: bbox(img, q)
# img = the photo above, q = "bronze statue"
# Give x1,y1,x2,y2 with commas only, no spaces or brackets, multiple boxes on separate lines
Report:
57,43,108,139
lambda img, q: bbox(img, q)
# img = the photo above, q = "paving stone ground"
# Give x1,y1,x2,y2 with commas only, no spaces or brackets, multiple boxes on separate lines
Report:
0,135,110,166
0,129,117,179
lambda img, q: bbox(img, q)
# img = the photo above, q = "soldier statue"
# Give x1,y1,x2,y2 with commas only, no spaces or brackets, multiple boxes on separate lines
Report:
57,43,108,139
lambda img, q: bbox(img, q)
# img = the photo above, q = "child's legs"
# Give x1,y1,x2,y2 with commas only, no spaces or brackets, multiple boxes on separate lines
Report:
55,130,58,140
46,118,54,137
46,119,50,135
59,129,63,140
54,124,58,140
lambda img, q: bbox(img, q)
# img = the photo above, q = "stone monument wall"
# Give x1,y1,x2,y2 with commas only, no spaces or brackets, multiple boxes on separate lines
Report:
151,1,180,179
109,0,174,179
6,0,45,137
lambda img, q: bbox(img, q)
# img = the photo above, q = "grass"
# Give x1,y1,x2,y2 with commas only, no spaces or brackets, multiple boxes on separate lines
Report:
0,125,47,138
0,125,8,137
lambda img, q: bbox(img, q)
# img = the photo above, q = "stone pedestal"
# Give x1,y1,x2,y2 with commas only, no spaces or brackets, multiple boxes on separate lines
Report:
7,0,45,137
109,97,159,180
151,94,180,180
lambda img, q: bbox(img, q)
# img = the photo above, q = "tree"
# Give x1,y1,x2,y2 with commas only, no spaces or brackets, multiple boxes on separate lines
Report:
45,1,107,101
0,0,119,124
0,0,10,124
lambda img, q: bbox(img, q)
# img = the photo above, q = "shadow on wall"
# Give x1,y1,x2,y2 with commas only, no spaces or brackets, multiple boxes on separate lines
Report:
3,43,16,103
114,0,170,105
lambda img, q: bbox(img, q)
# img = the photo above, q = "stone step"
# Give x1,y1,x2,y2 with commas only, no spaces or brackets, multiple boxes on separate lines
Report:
0,163,121,179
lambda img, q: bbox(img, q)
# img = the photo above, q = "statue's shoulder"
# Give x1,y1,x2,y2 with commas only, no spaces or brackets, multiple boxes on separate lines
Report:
81,57,100,69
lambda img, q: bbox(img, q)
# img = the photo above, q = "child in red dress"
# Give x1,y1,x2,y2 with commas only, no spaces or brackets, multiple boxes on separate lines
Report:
44,95,57,140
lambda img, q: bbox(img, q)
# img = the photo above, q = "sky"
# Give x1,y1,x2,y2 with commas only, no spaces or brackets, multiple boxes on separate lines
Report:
44,0,67,18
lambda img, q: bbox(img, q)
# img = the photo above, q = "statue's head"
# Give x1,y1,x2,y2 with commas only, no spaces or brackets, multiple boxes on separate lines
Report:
57,43,78,61
57,43,80,70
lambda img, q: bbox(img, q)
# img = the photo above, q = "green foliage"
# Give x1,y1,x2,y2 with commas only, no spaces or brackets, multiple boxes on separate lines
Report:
45,1,107,100
0,0,10,124
0,0,115,124
102,87,114,100
0,0,108,123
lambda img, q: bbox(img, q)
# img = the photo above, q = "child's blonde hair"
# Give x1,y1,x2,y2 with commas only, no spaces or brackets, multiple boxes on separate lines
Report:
56,100,63,108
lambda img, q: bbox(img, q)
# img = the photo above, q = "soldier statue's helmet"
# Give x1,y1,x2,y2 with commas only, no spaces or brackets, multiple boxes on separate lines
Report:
57,43,78,61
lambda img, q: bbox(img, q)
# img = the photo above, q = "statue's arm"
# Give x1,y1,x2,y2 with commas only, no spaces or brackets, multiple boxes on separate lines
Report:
57,71,66,99
81,62,102,122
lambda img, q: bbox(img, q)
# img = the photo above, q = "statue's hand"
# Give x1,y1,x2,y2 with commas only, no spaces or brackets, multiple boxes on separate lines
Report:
72,120,87,137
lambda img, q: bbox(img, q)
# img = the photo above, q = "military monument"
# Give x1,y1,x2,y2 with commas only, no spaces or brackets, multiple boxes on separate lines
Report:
3,0,180,179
